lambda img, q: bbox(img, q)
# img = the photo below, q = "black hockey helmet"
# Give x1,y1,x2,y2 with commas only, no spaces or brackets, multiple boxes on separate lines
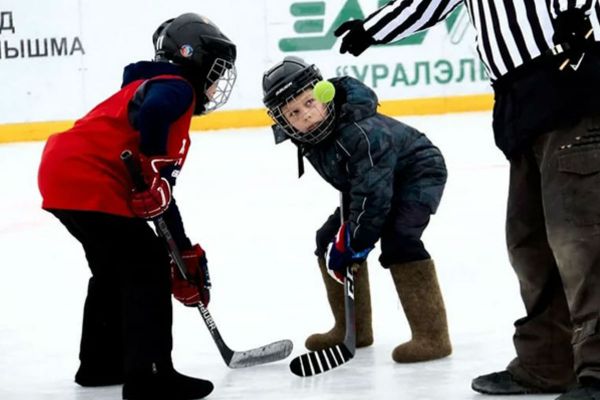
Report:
153,13,237,115
262,56,335,145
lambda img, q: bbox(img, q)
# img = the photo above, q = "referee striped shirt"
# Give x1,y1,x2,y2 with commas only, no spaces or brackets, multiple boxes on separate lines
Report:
362,0,600,81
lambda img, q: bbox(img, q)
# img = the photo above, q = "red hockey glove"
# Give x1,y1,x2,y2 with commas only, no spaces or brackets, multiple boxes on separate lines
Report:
171,243,211,307
129,156,178,219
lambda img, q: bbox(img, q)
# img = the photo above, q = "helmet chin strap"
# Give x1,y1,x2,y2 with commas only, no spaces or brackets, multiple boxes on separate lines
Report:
193,97,208,115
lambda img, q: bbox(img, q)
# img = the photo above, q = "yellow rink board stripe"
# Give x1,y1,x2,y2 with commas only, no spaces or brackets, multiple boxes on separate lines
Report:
0,94,493,144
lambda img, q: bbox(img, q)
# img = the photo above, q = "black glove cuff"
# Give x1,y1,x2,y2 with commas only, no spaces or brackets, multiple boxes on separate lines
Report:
553,9,590,46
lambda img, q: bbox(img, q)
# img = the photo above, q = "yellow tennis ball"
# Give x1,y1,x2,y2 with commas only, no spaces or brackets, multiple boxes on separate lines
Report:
313,80,336,103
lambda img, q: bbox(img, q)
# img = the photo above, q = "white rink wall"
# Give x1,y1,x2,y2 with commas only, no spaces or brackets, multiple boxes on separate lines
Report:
0,0,492,126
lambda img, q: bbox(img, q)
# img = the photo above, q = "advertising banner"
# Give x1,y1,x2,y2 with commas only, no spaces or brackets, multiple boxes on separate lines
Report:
0,1,492,141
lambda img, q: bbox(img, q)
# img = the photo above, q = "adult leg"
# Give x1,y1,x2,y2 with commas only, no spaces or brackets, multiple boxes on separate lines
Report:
472,148,574,394
537,116,600,385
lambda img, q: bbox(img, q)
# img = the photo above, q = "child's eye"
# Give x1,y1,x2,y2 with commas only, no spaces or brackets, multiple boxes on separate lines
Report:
306,99,314,106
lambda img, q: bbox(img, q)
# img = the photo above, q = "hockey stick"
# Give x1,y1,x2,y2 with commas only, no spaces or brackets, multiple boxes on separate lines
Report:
289,193,357,377
121,149,293,368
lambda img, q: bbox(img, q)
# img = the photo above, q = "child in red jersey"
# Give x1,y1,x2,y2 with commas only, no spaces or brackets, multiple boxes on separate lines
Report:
37,13,236,400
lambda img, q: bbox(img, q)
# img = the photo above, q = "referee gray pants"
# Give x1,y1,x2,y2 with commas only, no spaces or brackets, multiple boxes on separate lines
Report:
506,114,600,389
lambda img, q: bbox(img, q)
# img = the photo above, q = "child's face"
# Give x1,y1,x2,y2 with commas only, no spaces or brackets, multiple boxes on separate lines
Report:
206,81,218,100
280,89,329,134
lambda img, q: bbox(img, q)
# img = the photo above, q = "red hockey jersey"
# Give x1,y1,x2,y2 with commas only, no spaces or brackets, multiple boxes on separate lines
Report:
38,75,194,217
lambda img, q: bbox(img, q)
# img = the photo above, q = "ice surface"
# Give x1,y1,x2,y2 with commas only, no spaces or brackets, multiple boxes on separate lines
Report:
0,112,557,399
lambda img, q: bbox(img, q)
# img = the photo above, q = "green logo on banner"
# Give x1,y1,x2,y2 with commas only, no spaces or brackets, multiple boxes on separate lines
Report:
279,0,469,52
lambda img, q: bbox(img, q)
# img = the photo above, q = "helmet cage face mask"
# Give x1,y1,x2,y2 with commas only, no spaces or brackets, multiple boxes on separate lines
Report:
203,57,237,114
152,13,237,115
269,80,335,145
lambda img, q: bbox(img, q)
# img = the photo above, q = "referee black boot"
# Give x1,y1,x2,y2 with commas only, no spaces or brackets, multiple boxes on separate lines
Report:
472,370,561,395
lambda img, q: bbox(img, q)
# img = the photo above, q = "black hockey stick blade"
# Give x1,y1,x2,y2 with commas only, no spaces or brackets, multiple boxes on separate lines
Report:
289,266,357,377
289,343,354,377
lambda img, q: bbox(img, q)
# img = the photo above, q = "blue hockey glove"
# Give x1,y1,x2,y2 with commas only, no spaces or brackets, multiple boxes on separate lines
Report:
327,223,373,283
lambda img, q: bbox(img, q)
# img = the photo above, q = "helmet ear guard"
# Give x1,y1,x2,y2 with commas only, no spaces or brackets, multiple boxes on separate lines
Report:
152,13,237,115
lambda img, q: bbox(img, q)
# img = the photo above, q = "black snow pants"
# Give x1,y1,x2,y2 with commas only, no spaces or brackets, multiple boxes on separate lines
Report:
49,209,173,378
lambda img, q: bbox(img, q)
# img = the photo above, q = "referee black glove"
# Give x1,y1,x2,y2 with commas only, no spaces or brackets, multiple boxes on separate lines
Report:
334,20,375,56
552,8,591,54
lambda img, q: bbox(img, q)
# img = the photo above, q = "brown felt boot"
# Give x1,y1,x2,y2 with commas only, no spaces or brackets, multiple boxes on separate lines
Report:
390,259,452,362
304,257,373,351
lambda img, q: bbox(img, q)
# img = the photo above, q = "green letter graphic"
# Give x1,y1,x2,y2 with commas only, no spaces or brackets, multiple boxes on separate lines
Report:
279,0,466,52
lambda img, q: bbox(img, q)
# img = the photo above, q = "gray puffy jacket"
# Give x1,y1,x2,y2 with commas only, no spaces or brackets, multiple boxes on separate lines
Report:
272,76,446,250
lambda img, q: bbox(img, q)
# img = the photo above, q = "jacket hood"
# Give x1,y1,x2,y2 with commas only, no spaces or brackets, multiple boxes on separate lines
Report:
121,61,185,87
332,76,378,124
